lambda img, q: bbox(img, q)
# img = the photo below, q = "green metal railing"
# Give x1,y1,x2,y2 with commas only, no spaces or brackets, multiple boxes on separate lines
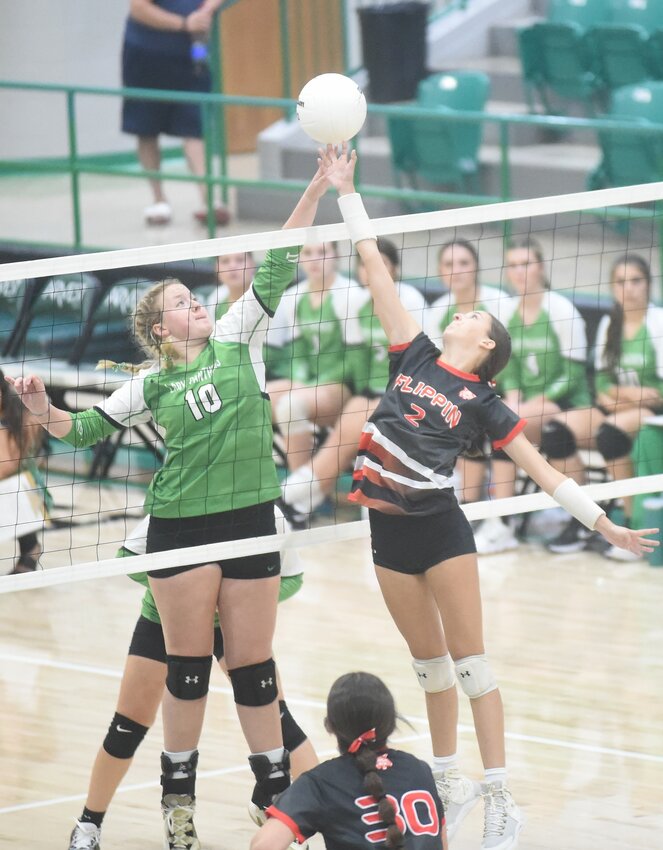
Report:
1,78,663,251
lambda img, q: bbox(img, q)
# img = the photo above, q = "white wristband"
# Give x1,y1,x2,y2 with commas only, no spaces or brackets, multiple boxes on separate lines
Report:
553,478,605,530
337,192,376,244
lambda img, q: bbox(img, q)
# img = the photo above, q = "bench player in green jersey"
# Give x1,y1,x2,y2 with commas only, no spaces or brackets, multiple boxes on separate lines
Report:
280,239,426,526
67,510,317,850
11,157,330,850
266,241,367,472
474,237,596,554
547,254,663,559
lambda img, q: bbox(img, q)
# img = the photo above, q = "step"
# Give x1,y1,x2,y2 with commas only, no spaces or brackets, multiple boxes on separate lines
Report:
489,15,543,57
434,55,527,104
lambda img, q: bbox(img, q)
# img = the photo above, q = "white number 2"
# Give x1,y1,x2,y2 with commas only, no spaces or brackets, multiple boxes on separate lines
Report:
185,383,223,420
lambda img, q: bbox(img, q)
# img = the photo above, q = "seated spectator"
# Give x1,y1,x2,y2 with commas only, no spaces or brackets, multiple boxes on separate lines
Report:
548,253,663,560
0,370,49,574
280,239,425,525
422,239,515,514
267,242,365,471
473,237,594,554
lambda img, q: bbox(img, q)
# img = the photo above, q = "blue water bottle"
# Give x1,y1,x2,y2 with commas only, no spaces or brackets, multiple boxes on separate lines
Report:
191,40,209,75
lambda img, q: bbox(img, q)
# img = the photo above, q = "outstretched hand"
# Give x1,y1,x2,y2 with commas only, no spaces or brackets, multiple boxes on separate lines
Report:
595,514,659,559
5,374,49,416
318,142,357,194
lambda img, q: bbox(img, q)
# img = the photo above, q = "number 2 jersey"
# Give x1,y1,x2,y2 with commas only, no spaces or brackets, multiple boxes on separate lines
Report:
60,247,300,519
349,333,526,516
266,749,444,850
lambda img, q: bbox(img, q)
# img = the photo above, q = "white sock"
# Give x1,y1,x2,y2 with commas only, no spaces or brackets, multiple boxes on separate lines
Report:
253,746,286,778
432,754,457,774
164,748,196,779
283,466,324,513
484,767,507,786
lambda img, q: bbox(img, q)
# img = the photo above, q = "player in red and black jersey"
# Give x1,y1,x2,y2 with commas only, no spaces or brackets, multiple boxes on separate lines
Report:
252,671,447,850
315,144,658,850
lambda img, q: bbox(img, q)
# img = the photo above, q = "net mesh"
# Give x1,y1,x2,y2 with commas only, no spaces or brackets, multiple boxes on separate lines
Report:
2,180,663,590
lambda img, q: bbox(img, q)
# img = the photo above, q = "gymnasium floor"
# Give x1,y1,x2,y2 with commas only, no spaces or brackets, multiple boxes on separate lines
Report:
1,475,662,849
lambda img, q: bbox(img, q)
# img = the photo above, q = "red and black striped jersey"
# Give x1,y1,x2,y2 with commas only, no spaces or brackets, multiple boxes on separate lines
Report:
349,333,526,516
266,749,444,850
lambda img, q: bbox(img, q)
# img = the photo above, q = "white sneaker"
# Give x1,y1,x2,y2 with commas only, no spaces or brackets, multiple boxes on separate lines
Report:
68,822,101,850
249,801,307,849
603,545,643,562
474,518,519,555
481,782,524,850
162,794,200,850
433,767,481,840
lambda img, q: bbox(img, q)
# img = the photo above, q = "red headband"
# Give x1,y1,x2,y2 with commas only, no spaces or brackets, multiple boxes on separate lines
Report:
348,727,377,753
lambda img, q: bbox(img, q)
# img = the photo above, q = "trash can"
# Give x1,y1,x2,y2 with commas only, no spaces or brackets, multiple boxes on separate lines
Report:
358,2,430,103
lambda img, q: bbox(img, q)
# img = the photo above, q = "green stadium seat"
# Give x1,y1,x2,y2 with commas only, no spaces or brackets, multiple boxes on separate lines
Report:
548,0,612,27
587,23,653,90
647,29,663,79
608,0,661,32
386,71,490,206
519,21,600,115
588,81,663,189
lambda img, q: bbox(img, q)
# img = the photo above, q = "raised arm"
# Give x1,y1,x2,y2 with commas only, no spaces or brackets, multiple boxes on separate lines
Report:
282,154,331,231
504,431,658,557
321,144,420,347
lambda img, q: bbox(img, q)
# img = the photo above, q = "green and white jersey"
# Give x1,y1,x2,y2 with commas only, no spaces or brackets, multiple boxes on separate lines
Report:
61,247,299,518
267,274,366,385
499,290,591,407
212,286,232,322
594,304,663,395
351,283,427,395
421,285,514,348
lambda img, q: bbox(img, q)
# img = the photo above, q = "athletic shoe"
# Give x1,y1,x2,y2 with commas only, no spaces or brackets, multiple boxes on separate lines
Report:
68,822,101,850
276,497,308,532
474,518,519,555
545,517,592,554
481,782,524,850
161,794,200,850
433,767,481,840
583,532,611,555
602,544,643,562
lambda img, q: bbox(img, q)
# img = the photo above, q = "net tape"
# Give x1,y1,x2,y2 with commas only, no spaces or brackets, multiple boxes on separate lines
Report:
1,181,662,283
2,474,661,594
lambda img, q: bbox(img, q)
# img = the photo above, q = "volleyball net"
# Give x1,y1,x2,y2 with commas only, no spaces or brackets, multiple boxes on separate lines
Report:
2,179,663,591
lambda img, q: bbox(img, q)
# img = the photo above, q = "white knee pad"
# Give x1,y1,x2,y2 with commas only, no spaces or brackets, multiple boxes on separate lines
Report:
455,654,498,699
412,654,455,693
275,394,313,435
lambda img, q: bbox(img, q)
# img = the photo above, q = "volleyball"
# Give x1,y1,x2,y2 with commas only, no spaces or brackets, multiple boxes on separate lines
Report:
296,73,367,144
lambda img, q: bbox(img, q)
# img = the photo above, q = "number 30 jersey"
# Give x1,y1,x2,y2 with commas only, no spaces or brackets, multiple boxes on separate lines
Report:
61,248,299,518
266,749,444,850
350,333,525,516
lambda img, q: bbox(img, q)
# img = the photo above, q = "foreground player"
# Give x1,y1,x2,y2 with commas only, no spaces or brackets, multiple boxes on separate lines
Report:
322,144,658,850
11,158,329,850
252,671,447,850
68,514,317,850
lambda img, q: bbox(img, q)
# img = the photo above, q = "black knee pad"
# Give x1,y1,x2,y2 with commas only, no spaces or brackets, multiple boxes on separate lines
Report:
540,420,577,459
596,422,633,460
102,712,149,759
228,658,278,706
491,448,511,462
165,655,212,700
279,699,308,751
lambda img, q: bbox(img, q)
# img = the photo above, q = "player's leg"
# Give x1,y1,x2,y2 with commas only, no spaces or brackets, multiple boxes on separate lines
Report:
148,566,219,850
427,553,523,849
217,573,288,814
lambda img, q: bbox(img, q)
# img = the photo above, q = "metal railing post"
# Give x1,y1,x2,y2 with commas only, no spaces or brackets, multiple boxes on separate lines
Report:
65,89,83,250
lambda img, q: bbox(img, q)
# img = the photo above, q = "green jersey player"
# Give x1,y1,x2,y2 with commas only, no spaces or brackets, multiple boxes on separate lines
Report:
11,158,331,850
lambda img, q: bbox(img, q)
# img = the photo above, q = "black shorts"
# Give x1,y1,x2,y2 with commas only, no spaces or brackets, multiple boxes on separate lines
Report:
146,501,280,580
369,496,476,574
128,615,224,663
121,43,210,138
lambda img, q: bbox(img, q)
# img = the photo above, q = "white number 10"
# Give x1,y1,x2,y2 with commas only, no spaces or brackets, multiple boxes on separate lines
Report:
185,383,223,420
